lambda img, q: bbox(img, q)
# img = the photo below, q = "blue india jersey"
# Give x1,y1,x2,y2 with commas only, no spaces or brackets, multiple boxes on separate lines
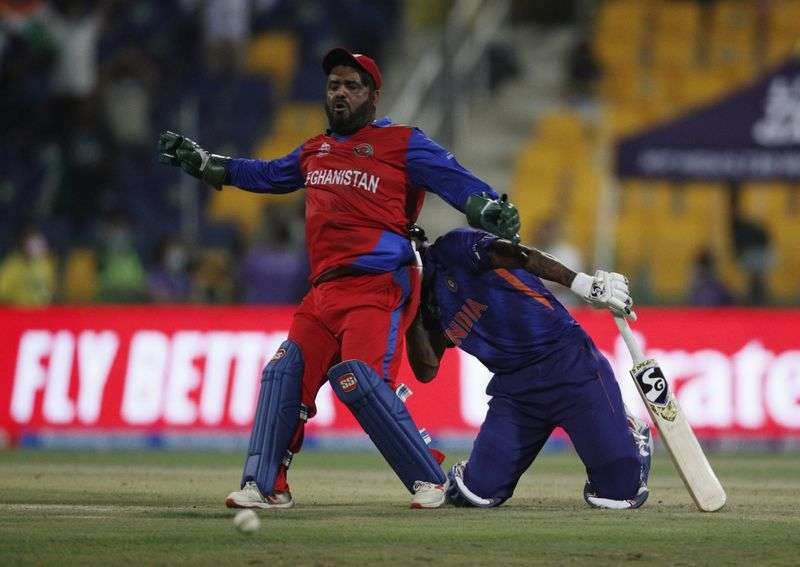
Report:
423,228,581,375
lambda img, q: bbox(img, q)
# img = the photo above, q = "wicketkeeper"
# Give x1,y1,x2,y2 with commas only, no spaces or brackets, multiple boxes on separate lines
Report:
159,49,521,509
407,226,652,509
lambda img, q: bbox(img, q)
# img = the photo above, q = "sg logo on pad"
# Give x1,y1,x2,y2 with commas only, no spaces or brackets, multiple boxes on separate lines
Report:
338,373,358,392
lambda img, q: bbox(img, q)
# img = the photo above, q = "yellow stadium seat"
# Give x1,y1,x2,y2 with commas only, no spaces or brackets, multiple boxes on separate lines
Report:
596,0,648,35
594,0,648,72
564,164,601,255
769,0,800,34
766,33,800,65
615,183,731,301
207,188,267,239
740,183,790,224
598,68,644,103
595,36,641,72
604,102,655,139
711,1,758,36
647,69,689,110
769,224,800,301
680,69,737,109
652,34,697,71
64,248,97,303
534,110,585,147
681,183,727,219
245,32,299,94
272,103,326,139
653,1,701,39
708,37,757,68
649,220,710,300
614,182,662,276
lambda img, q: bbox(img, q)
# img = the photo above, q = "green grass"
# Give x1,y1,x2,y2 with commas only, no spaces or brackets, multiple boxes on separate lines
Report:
0,450,798,565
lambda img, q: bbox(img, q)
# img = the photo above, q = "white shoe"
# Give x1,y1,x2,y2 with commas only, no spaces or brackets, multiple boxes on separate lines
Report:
584,483,649,510
410,480,448,509
225,481,294,509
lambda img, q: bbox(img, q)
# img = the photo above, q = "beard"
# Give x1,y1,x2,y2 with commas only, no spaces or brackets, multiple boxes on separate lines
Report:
325,97,376,135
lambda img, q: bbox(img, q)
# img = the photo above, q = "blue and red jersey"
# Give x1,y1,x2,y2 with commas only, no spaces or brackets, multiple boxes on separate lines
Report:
228,118,498,281
422,228,582,376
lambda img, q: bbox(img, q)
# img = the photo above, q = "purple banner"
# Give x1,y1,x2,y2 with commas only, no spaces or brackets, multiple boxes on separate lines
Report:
615,58,800,181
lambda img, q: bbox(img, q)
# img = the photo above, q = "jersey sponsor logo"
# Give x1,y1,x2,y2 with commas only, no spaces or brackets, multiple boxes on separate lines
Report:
353,143,374,157
317,142,331,156
304,169,380,194
271,348,286,362
338,373,358,393
444,298,488,346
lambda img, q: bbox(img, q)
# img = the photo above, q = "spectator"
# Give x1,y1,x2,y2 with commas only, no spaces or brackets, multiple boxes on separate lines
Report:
567,35,600,99
730,184,774,305
0,225,56,306
148,237,192,303
41,0,106,124
203,0,250,75
100,46,157,153
689,249,734,306
532,216,584,307
56,97,113,234
97,213,147,302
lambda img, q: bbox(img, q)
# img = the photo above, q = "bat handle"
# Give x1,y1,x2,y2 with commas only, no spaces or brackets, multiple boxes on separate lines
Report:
614,315,646,365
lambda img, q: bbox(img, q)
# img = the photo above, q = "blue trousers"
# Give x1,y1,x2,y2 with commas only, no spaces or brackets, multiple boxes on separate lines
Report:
463,330,641,502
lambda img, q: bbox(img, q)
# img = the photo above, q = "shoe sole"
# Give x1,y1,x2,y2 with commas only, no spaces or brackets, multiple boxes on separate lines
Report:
225,497,294,509
409,496,446,509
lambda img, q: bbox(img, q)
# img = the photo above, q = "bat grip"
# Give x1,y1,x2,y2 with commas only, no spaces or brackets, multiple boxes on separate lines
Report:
614,315,646,365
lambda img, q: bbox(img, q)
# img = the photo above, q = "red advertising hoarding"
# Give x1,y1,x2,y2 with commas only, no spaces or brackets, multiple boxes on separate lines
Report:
1,307,799,444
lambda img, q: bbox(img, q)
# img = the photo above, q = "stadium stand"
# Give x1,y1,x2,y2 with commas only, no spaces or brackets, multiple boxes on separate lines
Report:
513,0,800,304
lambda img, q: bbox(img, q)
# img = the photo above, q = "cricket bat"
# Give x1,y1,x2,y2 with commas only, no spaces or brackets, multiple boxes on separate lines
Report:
614,316,727,512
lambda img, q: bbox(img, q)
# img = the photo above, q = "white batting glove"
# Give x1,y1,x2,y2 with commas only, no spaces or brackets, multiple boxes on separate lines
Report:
570,270,637,320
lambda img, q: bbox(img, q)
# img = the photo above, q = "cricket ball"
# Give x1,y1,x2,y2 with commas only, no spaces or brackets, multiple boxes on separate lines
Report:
233,509,260,534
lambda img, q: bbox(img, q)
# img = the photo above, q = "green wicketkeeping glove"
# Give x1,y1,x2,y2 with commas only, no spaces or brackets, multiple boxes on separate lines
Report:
465,193,521,243
158,131,231,189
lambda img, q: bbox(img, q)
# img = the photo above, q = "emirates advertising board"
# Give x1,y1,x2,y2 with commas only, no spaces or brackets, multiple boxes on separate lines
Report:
1,307,799,446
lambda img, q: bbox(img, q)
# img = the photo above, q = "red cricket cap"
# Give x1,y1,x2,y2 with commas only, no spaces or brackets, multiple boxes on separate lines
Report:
322,47,382,90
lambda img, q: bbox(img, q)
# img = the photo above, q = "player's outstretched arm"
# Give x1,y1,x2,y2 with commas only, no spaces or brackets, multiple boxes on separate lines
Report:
158,131,231,189
486,239,636,319
404,129,521,242
158,132,304,193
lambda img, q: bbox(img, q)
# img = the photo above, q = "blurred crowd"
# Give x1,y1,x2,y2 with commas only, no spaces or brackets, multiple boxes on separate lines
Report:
0,0,781,307
0,0,400,305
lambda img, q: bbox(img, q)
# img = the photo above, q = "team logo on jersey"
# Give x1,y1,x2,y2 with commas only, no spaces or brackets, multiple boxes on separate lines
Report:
271,348,286,362
317,142,331,156
338,373,358,393
353,143,374,157
446,277,458,292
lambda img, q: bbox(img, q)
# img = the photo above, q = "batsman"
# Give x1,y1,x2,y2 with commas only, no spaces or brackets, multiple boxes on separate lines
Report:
407,226,652,509
158,48,521,508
